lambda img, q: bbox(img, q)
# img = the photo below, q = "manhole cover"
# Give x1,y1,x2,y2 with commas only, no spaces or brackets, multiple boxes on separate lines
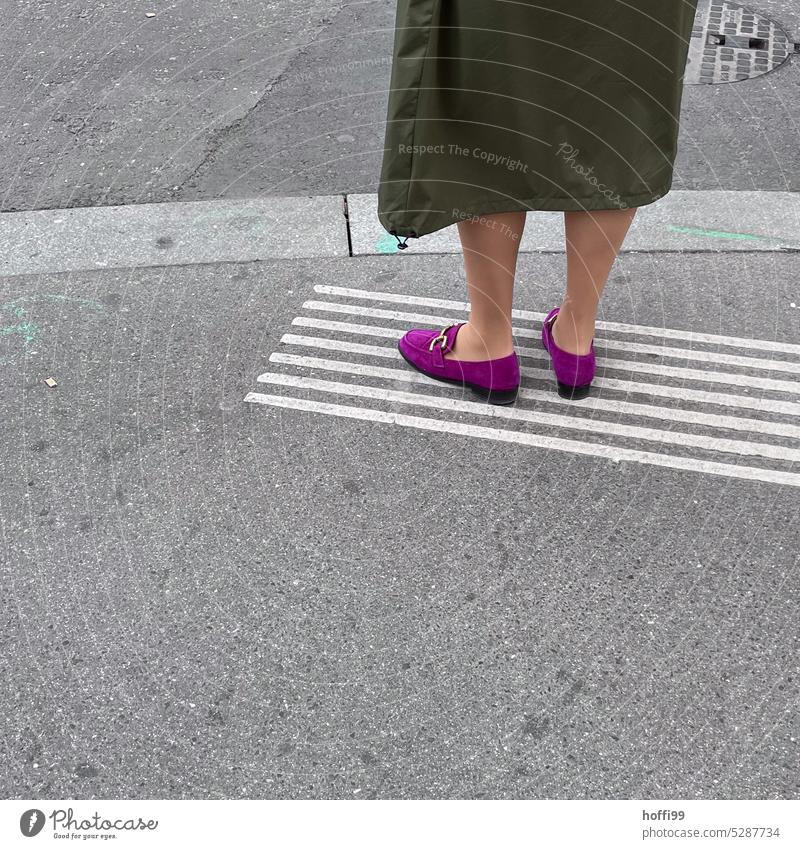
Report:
686,0,796,84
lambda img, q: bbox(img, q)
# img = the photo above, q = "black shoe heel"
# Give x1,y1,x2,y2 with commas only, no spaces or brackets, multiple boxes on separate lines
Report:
556,380,592,400
469,383,519,405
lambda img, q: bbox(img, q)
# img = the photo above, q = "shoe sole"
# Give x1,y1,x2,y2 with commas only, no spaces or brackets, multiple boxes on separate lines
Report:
556,380,592,401
398,346,519,406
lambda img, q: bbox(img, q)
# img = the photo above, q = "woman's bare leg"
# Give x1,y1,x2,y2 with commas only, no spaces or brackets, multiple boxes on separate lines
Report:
552,208,638,355
444,211,527,362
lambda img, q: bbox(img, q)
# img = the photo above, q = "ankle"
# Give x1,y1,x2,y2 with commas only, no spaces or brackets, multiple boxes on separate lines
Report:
447,320,515,360
465,319,514,348
551,312,594,355
557,304,597,330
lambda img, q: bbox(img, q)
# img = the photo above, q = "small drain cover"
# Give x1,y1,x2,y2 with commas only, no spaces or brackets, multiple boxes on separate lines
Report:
686,0,795,84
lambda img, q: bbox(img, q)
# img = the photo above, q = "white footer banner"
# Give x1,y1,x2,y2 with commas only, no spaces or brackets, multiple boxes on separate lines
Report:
1,799,797,848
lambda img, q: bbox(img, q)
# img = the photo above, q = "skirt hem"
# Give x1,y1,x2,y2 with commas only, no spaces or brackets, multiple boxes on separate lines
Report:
378,181,673,240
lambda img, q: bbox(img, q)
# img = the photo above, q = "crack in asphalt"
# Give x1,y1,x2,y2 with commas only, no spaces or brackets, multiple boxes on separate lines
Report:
178,4,348,192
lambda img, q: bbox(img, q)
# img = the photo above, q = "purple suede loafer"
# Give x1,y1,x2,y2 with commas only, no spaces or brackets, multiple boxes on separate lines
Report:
397,321,520,405
541,307,596,400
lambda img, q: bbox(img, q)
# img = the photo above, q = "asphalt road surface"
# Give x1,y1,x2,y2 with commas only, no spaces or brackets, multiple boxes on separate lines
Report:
0,1,798,211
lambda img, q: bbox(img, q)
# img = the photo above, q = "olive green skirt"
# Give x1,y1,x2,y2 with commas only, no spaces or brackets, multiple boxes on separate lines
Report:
377,0,699,241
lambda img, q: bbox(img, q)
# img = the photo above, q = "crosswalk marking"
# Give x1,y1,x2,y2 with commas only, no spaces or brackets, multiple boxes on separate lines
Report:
245,286,800,488
244,392,800,489
254,372,798,463
281,331,800,395
296,305,800,392
313,285,800,356
265,352,800,440
274,341,800,416
280,333,800,411
294,314,800,374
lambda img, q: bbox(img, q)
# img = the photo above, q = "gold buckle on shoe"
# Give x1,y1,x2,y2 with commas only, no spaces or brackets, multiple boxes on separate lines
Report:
428,323,458,352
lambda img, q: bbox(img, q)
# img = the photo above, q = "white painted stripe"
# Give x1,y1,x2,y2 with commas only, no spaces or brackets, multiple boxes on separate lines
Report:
266,352,800,440
298,303,800,393
281,333,397,359
281,333,800,395
292,314,800,375
243,392,800,489
313,284,800,357
255,372,800,463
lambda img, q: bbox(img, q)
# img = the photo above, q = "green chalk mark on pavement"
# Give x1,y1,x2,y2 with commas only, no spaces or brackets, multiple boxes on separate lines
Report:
0,294,104,353
0,320,40,344
375,232,400,254
668,225,770,242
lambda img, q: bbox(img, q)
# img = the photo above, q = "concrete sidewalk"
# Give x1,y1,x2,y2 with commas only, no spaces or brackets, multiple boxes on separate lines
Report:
2,190,800,277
